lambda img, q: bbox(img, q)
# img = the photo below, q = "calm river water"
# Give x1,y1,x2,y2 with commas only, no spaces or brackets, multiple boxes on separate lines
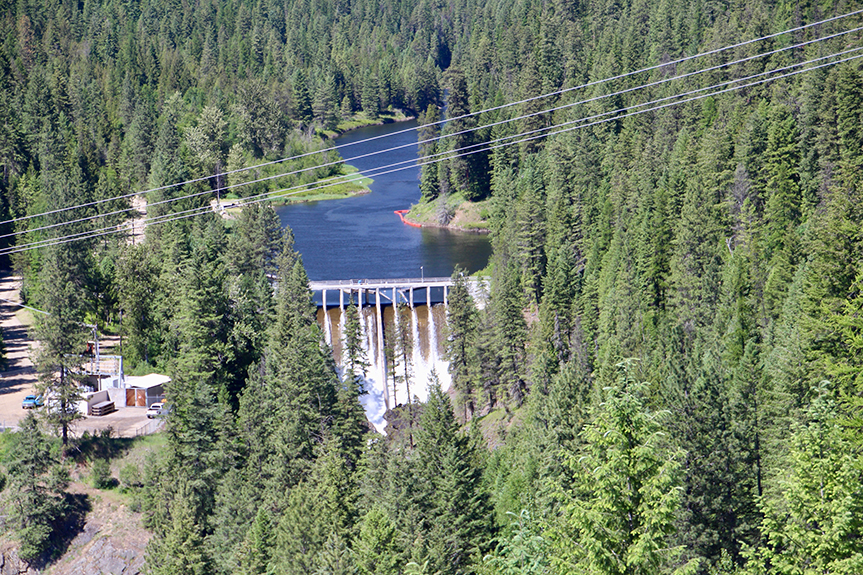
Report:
275,119,492,281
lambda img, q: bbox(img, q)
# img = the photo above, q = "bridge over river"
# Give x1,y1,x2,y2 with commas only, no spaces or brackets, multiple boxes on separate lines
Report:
308,277,488,309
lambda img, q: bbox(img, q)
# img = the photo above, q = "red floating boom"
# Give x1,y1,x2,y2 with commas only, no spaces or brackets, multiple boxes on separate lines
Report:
394,209,422,228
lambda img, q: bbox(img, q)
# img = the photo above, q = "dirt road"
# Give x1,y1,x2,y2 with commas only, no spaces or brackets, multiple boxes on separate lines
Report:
0,274,37,429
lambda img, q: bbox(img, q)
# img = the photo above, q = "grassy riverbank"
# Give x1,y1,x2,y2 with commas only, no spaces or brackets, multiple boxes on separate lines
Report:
318,109,416,139
267,164,373,205
220,109,415,216
404,193,491,233
220,164,373,217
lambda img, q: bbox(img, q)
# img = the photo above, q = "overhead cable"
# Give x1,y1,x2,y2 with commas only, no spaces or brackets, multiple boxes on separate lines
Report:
4,24,860,240
1,8,860,228
4,47,859,257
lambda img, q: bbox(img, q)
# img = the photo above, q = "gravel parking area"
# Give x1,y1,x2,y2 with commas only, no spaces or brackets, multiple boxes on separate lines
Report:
75,407,159,438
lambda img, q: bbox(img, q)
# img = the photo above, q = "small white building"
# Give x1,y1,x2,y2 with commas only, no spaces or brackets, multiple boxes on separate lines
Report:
120,373,169,408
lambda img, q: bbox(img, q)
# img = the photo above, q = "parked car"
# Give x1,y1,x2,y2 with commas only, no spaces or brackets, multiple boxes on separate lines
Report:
146,402,165,419
21,395,43,409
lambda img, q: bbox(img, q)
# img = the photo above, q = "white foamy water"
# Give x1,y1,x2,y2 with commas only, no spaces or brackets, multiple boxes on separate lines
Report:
319,303,451,433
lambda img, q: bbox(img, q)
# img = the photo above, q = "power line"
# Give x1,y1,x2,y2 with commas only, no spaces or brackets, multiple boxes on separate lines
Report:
474,51,863,163
4,48,860,256
4,24,860,241
4,47,858,257
1,8,859,229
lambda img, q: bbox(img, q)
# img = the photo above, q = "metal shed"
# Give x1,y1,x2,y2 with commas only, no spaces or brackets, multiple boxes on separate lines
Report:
122,374,170,408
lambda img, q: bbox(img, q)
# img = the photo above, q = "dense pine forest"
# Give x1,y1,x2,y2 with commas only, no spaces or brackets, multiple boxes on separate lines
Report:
0,0,862,573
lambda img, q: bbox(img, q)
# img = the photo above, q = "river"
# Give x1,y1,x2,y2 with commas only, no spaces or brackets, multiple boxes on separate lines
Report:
276,119,493,431
275,119,492,281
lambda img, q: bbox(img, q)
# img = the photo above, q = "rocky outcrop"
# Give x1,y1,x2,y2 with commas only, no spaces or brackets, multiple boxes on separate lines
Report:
51,534,145,575
45,509,149,575
0,498,151,575
0,546,37,575
0,517,147,575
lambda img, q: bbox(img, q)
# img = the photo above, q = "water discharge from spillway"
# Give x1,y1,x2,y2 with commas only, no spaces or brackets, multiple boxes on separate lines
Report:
318,304,451,433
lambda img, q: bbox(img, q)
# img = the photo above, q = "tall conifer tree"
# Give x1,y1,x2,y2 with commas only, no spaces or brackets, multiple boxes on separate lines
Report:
548,362,694,575
413,376,493,575
445,268,479,420
33,245,88,446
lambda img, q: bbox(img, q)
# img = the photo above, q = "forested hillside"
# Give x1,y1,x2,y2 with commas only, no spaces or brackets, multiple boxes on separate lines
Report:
0,0,862,573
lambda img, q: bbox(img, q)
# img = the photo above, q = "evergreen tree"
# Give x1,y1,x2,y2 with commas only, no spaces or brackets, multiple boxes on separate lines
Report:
185,105,228,181
515,158,547,305
518,55,546,156
483,511,549,575
413,376,493,574
5,413,68,561
314,73,338,131
475,308,502,410
272,438,360,575
354,505,400,575
492,263,528,408
667,129,725,336
208,368,274,571
442,68,474,197
223,203,284,389
796,177,862,397
262,263,339,487
362,74,381,118
169,220,230,391
418,104,441,202
744,383,863,575
835,62,863,203
234,506,275,575
124,95,156,186
292,70,313,126
537,167,581,379
148,92,187,196
145,222,232,572
117,243,158,366
33,245,88,446
358,435,424,567
761,105,801,318
392,304,414,408
825,270,863,438
232,237,364,514
340,95,353,120
548,362,696,575
146,481,214,575
342,302,370,395
314,531,356,575
445,267,478,421
234,80,286,158
666,345,760,572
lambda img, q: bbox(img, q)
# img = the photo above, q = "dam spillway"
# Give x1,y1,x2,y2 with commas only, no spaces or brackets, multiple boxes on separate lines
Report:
309,277,487,432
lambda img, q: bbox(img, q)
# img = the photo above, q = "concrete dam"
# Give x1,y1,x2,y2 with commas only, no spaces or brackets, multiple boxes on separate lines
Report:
309,277,487,432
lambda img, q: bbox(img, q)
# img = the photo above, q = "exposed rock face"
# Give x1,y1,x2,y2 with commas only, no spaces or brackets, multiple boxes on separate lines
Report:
51,534,145,575
0,545,36,575
0,498,150,575
45,510,149,575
